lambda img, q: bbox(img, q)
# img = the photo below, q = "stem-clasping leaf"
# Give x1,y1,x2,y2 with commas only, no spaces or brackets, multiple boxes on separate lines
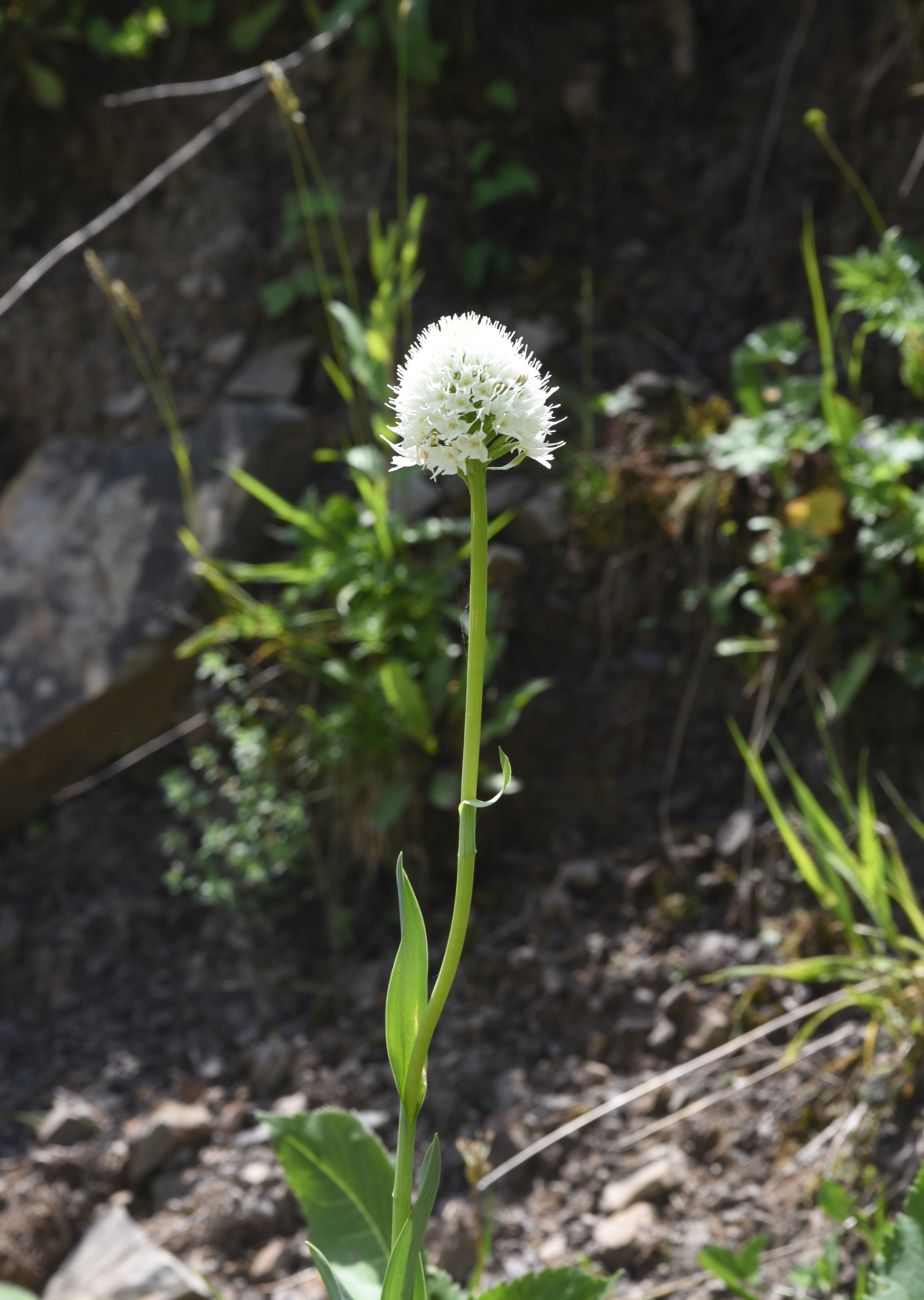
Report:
385,855,429,1113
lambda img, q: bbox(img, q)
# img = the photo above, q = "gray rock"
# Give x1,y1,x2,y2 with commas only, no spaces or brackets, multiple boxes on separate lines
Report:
684,931,741,975
557,858,602,892
600,1147,687,1213
38,1091,103,1146
226,338,315,401
505,483,569,546
102,384,148,421
204,331,247,370
0,399,309,828
125,1100,212,1185
715,808,754,858
592,1200,658,1266
247,1036,294,1096
43,1203,210,1300
685,1001,732,1056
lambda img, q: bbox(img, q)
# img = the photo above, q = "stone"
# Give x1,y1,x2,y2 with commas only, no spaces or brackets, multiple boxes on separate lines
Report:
249,1237,287,1281
557,858,602,892
204,331,247,370
125,1100,212,1185
38,1091,103,1146
600,1147,687,1214
43,1203,211,1300
102,384,148,421
247,1036,294,1096
685,1001,732,1056
592,1200,658,1266
715,808,754,858
684,931,741,975
0,399,310,829
226,338,315,402
506,483,569,546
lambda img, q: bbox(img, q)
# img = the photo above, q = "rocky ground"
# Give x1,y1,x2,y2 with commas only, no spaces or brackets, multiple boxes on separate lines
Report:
3,748,921,1299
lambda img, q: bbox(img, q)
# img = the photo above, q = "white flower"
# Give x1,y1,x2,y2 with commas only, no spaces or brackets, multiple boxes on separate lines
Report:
388,313,563,478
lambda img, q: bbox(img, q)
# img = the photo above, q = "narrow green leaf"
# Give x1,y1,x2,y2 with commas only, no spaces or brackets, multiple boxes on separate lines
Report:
322,354,356,403
382,1136,442,1300
226,466,329,541
385,856,429,1110
829,638,880,717
461,748,512,809
310,1242,358,1300
263,1108,393,1300
379,660,436,753
479,1268,613,1300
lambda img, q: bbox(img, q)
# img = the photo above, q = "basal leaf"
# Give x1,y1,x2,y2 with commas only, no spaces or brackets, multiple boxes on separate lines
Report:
869,1160,924,1299
479,1268,613,1300
386,856,429,1110
382,1135,441,1300
264,1108,393,1300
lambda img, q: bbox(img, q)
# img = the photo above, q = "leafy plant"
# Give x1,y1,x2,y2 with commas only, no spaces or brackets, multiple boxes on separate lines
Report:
701,1160,924,1300
706,218,924,706
161,447,546,927
723,722,924,1062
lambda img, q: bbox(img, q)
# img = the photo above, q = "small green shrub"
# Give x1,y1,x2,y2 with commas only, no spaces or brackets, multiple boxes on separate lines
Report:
701,1158,924,1300
706,224,924,709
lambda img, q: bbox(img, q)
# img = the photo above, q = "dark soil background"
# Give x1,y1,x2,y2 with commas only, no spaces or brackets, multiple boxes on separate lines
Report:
4,2,924,1296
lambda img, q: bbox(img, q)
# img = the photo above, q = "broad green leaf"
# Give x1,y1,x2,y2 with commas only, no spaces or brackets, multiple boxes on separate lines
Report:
818,1179,858,1225
386,856,429,1109
427,1268,466,1300
482,677,552,742
264,1108,393,1300
310,1242,358,1300
869,1162,924,1297
461,748,512,809
480,1269,613,1300
382,1136,441,1300
698,1236,768,1300
0,1287,40,1300
379,660,436,753
869,1161,924,1299
228,0,285,50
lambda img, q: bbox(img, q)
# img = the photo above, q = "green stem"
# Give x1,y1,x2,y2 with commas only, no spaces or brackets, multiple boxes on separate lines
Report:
390,460,489,1241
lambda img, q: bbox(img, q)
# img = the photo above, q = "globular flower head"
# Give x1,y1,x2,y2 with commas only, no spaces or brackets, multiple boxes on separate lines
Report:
388,313,563,478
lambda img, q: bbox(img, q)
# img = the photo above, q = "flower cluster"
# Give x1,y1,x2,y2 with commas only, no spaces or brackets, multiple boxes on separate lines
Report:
388,313,562,478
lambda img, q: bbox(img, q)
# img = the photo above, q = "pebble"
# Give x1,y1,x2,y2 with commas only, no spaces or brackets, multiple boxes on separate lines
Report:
592,1200,658,1266
102,384,147,421
600,1147,687,1214
38,1090,103,1146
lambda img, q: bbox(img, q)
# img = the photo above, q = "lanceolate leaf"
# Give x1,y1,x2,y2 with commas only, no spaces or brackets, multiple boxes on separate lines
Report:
381,1136,442,1300
264,1109,393,1300
386,856,429,1110
479,1269,614,1300
309,1242,358,1300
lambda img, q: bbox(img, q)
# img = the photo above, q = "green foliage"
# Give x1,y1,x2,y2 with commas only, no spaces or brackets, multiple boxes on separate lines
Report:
264,1109,394,1300
698,1237,767,1300
0,1287,40,1300
478,1270,613,1300
385,857,429,1113
161,451,543,923
869,1162,924,1299
724,723,924,1059
381,1136,440,1300
702,1162,924,1300
707,225,924,703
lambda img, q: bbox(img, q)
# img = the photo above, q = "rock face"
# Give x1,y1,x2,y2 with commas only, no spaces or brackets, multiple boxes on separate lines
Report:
0,399,309,828
43,1203,211,1300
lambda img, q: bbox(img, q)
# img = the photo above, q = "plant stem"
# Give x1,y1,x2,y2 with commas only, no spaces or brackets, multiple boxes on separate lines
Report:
390,460,489,1241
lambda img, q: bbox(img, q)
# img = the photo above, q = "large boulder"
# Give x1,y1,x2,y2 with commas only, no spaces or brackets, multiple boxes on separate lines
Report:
0,399,310,828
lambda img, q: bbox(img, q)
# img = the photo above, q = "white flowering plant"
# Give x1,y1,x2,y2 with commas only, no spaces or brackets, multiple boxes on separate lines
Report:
265,318,610,1300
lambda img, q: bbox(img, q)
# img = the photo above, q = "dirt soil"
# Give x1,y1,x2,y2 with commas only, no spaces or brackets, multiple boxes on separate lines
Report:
4,1,924,1296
